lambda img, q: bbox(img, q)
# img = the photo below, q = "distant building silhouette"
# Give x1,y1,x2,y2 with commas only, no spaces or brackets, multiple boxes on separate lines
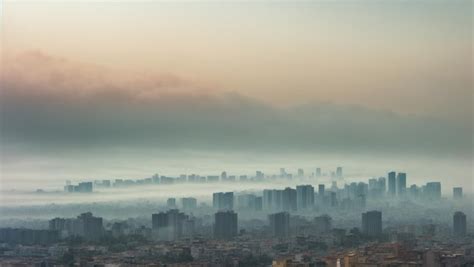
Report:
181,197,197,210
296,185,314,210
453,187,463,200
318,184,325,196
297,168,304,178
362,210,382,237
424,182,441,200
269,212,290,238
388,172,396,196
213,192,234,210
315,168,322,177
214,211,238,240
152,209,188,241
167,198,177,208
0,228,59,245
336,167,343,178
396,173,407,197
282,187,297,212
453,211,467,237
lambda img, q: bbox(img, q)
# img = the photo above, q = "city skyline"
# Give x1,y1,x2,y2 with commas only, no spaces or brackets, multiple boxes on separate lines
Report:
0,1,472,265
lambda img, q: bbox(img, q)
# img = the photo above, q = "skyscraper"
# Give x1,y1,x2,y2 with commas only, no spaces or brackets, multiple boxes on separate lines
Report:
282,187,297,212
269,212,290,238
297,168,304,178
272,189,283,211
318,184,325,196
424,182,442,200
152,209,188,241
214,211,238,240
263,189,273,210
213,192,234,210
181,197,197,210
75,212,104,241
296,185,314,210
453,211,467,237
378,177,386,195
362,211,382,237
396,172,407,197
388,172,396,196
167,198,176,208
453,187,463,199
336,167,343,178
315,168,322,177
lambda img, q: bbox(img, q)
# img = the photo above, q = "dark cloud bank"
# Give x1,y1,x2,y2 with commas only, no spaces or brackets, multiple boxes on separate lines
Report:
1,51,472,159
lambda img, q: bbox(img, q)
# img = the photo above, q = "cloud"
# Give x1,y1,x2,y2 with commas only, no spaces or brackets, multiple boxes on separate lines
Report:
1,50,215,104
0,51,471,159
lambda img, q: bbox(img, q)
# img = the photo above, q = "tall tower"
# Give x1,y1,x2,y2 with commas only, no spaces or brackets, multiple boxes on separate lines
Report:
214,211,238,240
269,212,290,238
362,210,382,237
396,172,407,197
453,211,467,237
388,172,396,196
453,187,463,199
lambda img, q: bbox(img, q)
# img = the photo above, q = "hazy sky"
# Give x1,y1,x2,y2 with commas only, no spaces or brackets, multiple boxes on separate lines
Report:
3,0,472,118
0,0,472,190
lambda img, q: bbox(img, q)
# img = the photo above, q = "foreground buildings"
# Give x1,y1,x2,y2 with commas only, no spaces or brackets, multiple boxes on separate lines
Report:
1,169,473,266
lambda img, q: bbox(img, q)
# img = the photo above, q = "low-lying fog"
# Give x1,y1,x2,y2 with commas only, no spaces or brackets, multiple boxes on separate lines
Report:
0,151,472,207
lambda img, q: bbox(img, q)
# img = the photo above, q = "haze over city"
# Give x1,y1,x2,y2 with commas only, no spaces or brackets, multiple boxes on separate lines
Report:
0,0,472,266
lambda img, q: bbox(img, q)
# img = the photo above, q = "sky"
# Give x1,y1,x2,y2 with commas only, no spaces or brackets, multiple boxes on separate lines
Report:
0,0,472,191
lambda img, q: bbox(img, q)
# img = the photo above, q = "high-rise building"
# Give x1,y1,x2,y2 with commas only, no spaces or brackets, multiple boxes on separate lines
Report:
182,217,196,238
181,197,197,210
237,194,259,210
355,194,366,209
297,168,304,178
453,187,463,199
315,168,322,177
336,167,343,178
396,172,407,197
280,168,286,178
213,192,234,210
378,177,386,195
362,211,382,237
282,187,297,212
152,209,188,241
269,212,290,238
409,184,420,198
272,189,283,211
453,211,467,236
388,172,396,196
75,212,103,241
0,228,59,245
49,213,103,240
263,189,273,210
214,211,238,240
296,185,314,210
255,196,263,211
424,182,442,200
167,198,176,208
330,191,338,207
318,184,325,196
